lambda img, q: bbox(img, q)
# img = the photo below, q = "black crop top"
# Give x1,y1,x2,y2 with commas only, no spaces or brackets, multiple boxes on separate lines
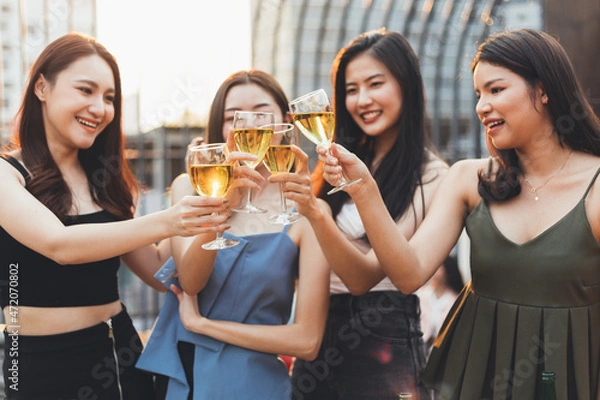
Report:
0,155,121,308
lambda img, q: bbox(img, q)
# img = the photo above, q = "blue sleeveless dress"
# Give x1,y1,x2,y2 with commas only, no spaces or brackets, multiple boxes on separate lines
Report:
137,228,298,399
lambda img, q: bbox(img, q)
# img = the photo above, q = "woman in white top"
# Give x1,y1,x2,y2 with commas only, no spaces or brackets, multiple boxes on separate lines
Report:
277,29,447,399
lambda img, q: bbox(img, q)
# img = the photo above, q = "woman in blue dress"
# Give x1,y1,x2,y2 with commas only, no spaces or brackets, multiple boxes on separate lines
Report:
137,70,331,399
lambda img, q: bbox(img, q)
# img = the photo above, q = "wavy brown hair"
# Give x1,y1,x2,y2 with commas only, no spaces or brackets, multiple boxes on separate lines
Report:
13,32,137,221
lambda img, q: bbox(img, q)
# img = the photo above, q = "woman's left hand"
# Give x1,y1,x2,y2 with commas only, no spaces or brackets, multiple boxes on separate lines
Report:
268,146,324,220
171,284,205,333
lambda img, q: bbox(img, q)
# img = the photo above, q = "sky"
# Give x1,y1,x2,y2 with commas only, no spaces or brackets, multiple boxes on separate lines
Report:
96,0,252,132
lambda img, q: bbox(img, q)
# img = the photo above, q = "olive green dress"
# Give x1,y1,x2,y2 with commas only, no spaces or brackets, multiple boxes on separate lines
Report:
422,169,600,400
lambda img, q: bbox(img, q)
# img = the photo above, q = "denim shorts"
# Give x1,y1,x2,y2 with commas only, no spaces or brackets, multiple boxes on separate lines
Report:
291,291,430,400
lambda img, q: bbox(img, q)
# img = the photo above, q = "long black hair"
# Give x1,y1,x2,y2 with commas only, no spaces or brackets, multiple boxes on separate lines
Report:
317,28,433,223
473,28,600,201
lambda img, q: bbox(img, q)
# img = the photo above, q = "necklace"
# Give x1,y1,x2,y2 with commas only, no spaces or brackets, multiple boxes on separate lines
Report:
522,150,572,201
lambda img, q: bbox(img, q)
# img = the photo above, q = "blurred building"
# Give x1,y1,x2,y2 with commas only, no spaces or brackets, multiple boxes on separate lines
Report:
0,0,164,333
250,0,543,162
0,0,97,143
544,0,600,117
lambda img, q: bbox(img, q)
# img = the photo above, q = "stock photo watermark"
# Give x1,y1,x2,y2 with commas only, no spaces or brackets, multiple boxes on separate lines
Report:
6,262,20,392
484,334,561,399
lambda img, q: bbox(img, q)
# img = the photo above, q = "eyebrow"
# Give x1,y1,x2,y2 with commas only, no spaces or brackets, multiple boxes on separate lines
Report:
480,78,505,90
346,72,385,86
224,103,272,112
75,79,115,93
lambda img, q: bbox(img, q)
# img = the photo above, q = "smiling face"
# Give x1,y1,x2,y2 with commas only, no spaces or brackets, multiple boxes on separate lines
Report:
474,61,551,151
344,52,403,143
221,83,287,142
35,55,116,153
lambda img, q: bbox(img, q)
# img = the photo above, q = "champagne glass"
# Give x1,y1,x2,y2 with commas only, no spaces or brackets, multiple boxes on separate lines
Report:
288,88,362,195
232,111,274,213
263,123,303,225
187,143,239,250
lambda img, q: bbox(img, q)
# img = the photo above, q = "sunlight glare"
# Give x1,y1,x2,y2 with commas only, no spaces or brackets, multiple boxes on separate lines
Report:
96,0,251,130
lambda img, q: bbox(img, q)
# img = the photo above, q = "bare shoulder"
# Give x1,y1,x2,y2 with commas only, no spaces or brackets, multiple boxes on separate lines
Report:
4,149,22,160
422,151,449,184
578,154,600,239
442,157,490,207
448,157,492,176
286,217,309,248
423,152,490,184
0,150,26,186
576,153,600,205
172,172,191,188
170,173,195,202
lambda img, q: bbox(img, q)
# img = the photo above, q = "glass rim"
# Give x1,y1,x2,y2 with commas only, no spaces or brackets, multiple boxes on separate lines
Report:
259,123,294,134
187,142,226,151
233,110,275,116
288,88,327,105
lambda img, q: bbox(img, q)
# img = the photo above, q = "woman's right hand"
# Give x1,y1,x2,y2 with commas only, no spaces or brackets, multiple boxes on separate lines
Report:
171,284,206,333
268,145,324,221
167,195,230,237
227,151,263,192
317,144,371,193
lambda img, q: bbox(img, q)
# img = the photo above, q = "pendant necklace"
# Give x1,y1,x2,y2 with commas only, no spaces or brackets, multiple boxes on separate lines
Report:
522,150,572,201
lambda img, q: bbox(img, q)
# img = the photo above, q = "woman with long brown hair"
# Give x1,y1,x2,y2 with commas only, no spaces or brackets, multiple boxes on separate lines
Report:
0,32,228,399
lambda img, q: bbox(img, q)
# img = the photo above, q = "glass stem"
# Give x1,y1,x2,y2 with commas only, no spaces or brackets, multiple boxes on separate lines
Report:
245,187,253,206
279,182,288,214
214,211,224,242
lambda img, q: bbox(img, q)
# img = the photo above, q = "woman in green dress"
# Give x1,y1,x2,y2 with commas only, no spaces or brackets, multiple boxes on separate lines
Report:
316,28,600,400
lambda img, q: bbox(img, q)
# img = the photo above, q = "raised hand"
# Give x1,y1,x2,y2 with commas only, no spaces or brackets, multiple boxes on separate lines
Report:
226,150,263,192
167,195,230,237
268,145,324,221
316,143,370,194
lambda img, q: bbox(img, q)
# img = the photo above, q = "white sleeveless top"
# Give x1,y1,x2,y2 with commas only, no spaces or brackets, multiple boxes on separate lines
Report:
330,201,397,294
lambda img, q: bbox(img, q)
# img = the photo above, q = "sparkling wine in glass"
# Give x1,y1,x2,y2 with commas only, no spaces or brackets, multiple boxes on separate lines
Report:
187,143,239,250
289,88,362,195
232,111,274,213
263,124,303,225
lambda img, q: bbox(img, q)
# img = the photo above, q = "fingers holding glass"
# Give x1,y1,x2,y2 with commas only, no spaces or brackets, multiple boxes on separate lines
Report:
288,88,362,195
263,124,303,225
232,111,274,213
187,143,239,250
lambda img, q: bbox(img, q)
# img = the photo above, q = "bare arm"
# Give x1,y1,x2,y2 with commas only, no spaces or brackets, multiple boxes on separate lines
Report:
0,162,230,266
169,173,220,295
268,146,381,293
174,218,330,360
272,146,445,294
120,240,171,292
172,151,266,294
321,145,480,293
